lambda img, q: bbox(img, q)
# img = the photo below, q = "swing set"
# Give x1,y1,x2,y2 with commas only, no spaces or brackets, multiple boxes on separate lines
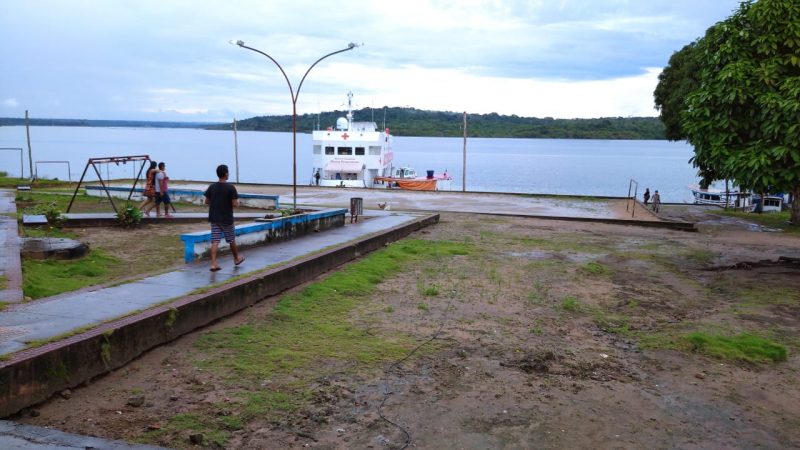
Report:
66,155,151,213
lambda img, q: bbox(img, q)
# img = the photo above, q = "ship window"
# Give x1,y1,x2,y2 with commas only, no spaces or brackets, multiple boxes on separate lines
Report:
338,147,352,155
369,146,381,155
313,145,322,154
355,147,365,155
325,146,334,155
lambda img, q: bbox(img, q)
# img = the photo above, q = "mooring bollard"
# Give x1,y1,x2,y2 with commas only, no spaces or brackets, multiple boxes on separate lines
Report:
350,197,363,223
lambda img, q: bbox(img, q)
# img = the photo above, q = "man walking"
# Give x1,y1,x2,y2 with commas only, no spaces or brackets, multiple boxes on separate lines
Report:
651,190,661,213
204,164,244,271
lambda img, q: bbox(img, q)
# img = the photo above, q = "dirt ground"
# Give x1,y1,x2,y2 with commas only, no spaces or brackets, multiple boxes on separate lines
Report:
16,206,800,449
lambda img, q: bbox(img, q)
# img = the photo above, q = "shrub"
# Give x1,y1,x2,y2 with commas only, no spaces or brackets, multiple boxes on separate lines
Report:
116,202,143,228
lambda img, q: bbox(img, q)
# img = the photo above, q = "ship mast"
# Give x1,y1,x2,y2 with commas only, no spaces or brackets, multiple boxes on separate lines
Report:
346,91,353,131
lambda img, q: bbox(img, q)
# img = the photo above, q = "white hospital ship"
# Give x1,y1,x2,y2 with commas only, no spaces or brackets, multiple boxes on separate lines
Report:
310,92,394,188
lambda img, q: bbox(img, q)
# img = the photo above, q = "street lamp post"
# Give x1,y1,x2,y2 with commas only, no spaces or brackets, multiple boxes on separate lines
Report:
234,40,358,210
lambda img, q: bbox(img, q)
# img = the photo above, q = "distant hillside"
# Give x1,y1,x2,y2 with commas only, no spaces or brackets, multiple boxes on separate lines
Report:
214,107,666,140
0,118,221,129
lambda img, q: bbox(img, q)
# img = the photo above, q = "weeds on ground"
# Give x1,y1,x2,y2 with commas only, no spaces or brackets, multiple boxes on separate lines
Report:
685,248,715,265
593,311,632,336
561,296,581,312
152,239,471,446
581,261,608,275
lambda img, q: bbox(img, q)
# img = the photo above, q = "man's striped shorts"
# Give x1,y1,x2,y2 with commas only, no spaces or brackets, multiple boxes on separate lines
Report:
210,223,236,244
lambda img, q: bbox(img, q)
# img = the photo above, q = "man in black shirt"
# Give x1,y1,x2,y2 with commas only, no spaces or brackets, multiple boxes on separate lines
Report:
204,164,244,271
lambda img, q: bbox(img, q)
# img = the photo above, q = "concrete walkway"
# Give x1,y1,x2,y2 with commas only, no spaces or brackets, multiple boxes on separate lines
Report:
0,211,422,356
170,182,659,220
0,190,23,303
0,420,165,449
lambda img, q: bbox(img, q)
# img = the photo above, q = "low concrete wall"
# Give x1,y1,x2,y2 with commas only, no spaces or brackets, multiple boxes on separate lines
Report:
0,213,439,418
180,208,347,262
85,185,280,209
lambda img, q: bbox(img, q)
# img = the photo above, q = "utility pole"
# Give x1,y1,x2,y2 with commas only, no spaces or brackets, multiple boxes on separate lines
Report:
462,111,467,192
25,110,33,180
233,118,240,183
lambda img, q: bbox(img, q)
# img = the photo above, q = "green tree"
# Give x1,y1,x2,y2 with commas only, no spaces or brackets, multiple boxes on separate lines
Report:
681,0,800,224
653,41,702,141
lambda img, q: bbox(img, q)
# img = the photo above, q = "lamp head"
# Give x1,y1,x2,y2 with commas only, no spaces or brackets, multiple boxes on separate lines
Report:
229,39,245,47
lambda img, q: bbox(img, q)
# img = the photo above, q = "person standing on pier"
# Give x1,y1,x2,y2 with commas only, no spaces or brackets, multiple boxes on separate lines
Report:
204,164,245,271
643,188,651,205
651,190,661,213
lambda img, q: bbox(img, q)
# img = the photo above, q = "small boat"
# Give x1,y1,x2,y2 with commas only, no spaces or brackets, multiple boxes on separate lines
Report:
689,185,752,208
751,193,789,213
374,167,452,191
310,92,393,188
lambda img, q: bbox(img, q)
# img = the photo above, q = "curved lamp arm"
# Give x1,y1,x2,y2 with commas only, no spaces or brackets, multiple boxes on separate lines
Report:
235,40,295,100
296,43,359,101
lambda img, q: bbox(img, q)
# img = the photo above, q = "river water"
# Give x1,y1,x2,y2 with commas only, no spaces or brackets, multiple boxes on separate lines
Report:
0,126,699,202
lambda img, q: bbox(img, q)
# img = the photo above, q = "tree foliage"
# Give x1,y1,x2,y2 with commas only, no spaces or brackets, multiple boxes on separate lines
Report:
653,40,703,141
658,0,800,223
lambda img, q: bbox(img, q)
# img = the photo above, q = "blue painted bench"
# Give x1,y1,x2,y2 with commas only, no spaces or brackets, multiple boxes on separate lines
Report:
180,208,347,262
85,185,280,209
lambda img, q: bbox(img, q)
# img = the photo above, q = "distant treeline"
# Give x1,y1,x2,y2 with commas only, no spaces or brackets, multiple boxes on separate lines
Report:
214,107,666,140
0,118,219,129
1,110,667,139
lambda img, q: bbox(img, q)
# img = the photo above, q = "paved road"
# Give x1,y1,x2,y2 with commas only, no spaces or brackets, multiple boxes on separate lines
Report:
170,182,652,219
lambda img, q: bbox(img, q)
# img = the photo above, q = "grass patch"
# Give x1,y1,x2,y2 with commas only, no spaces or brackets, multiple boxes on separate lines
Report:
417,302,430,311
526,281,550,305
593,312,632,336
717,210,800,234
21,226,76,239
0,275,6,290
421,284,439,297
22,250,119,299
561,296,581,312
686,248,714,265
685,332,787,363
0,175,28,188
517,235,608,254
736,287,800,309
581,261,608,275
166,239,471,444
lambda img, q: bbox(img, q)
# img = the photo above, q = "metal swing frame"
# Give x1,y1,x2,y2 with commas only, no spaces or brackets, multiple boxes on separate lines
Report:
66,155,151,213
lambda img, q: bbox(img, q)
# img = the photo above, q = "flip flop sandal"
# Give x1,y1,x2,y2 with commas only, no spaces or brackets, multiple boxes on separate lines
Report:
210,267,221,272
234,257,246,266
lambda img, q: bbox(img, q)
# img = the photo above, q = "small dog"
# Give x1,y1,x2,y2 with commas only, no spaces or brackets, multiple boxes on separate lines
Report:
377,202,390,210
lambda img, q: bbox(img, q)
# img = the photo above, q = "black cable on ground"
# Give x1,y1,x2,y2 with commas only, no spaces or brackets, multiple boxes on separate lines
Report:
377,289,457,449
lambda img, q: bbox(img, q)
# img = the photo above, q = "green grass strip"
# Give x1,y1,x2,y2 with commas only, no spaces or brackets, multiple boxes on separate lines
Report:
685,332,787,363
22,250,119,299
159,239,470,445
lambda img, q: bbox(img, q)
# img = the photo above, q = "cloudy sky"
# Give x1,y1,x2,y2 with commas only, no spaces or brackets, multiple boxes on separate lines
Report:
1,0,739,122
